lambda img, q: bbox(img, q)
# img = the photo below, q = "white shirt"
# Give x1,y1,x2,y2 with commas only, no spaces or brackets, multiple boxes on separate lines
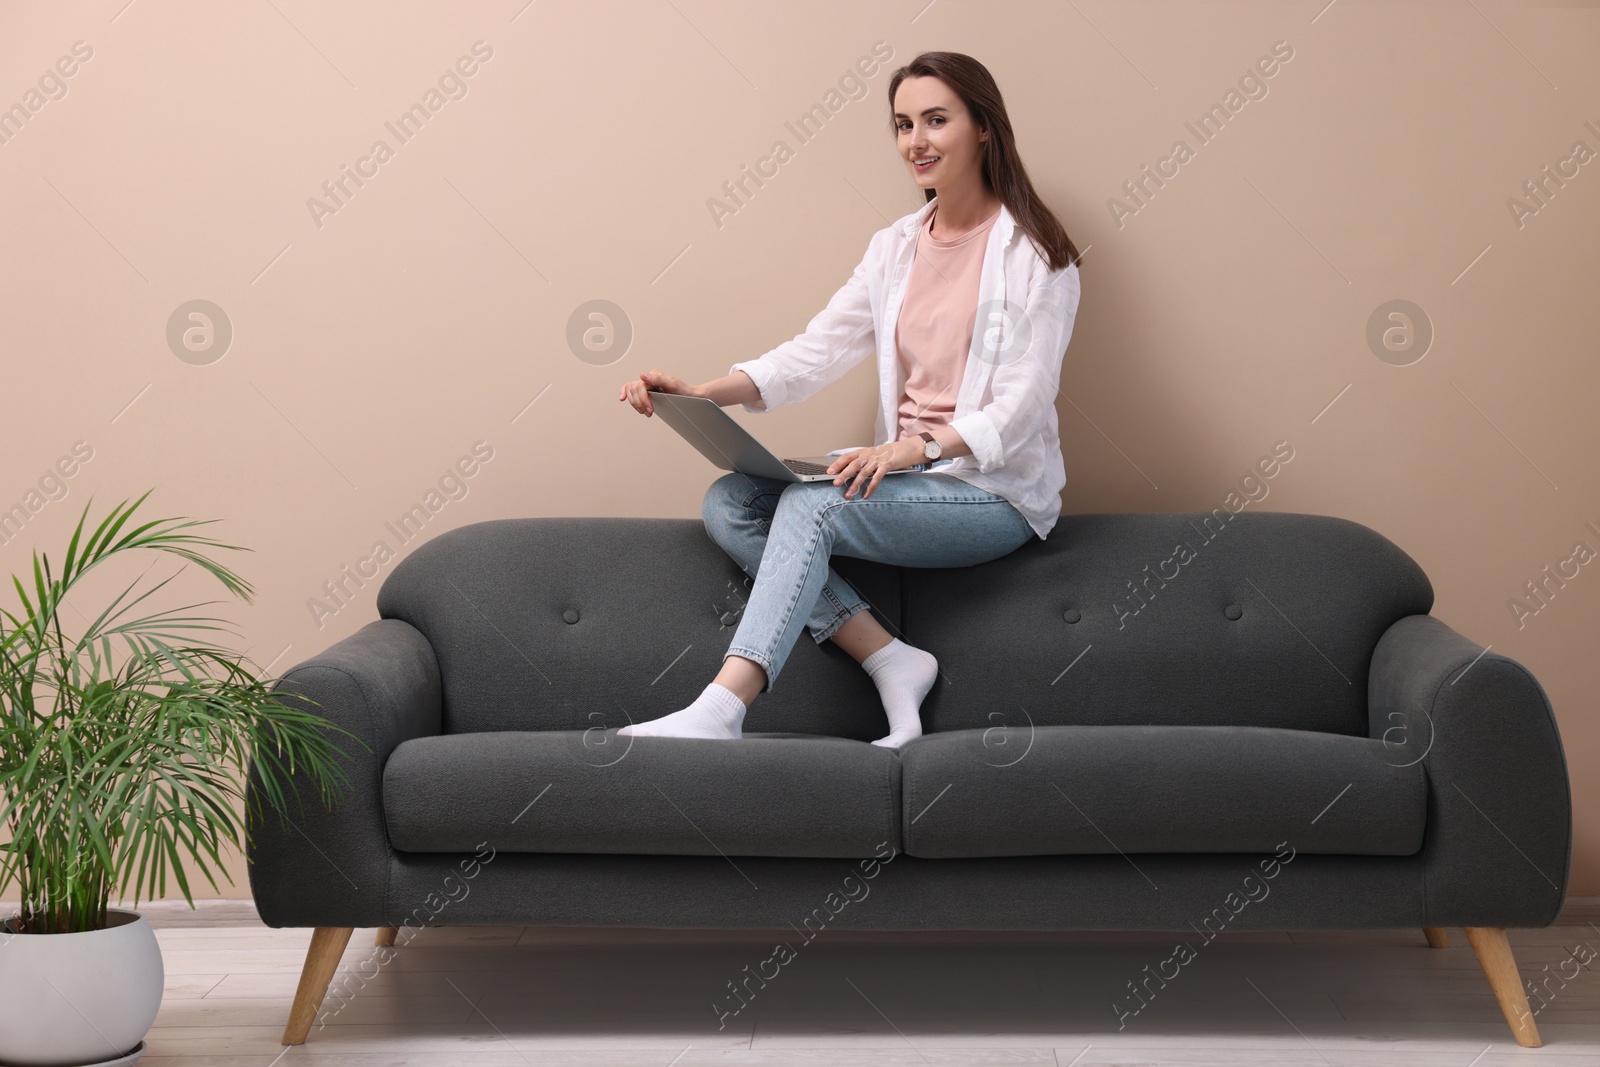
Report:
728,195,1082,540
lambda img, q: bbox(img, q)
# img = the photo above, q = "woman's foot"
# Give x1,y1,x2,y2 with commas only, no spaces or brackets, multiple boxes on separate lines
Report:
618,682,746,740
863,638,938,748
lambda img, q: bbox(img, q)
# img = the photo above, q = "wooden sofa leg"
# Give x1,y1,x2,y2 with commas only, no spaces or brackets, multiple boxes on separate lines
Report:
1463,926,1541,1048
1423,927,1449,948
283,926,354,1045
375,925,398,947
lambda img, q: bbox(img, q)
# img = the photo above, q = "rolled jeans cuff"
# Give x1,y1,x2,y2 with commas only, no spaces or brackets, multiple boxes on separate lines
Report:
809,594,868,645
723,645,775,689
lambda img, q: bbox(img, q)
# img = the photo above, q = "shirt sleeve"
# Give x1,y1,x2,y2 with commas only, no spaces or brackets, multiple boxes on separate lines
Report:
727,236,879,414
947,258,1081,475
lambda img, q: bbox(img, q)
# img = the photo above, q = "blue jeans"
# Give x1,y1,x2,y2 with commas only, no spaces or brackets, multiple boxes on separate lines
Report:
701,466,1036,694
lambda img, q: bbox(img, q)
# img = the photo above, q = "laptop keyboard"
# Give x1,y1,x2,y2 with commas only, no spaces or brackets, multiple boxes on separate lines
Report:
783,458,833,475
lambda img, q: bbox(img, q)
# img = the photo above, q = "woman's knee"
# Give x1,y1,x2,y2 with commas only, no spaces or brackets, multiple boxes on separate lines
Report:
771,487,850,543
773,481,840,522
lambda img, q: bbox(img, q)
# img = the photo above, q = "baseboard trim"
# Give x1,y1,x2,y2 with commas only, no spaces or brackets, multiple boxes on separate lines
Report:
9,896,1600,930
1557,896,1600,925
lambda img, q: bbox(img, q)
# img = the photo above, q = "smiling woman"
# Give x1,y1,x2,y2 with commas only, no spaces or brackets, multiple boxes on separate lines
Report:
619,51,1083,747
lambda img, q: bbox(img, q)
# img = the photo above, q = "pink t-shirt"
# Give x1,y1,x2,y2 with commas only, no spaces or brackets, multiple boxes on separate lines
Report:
895,203,1000,439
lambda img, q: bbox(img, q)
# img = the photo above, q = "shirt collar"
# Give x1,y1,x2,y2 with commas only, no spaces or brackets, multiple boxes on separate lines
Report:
902,194,1016,249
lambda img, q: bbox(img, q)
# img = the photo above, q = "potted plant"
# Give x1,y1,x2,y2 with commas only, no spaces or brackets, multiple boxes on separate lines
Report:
0,491,362,1066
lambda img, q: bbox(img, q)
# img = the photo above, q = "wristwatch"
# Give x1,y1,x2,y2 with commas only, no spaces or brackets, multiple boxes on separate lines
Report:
917,431,942,462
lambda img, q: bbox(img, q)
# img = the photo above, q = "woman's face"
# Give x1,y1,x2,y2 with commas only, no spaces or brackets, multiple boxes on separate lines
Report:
893,75,986,195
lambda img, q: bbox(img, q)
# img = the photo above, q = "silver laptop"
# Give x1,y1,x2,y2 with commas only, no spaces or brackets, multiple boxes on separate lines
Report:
647,389,924,483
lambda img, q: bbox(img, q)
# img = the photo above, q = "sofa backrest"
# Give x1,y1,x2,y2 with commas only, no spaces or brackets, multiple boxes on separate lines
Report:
376,511,1431,741
376,517,904,740
905,510,1431,738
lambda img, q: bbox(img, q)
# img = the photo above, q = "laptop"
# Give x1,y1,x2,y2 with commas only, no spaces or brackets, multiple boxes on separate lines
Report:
647,388,926,483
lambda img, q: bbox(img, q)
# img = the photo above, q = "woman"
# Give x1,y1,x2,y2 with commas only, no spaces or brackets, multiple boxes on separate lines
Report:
616,52,1081,747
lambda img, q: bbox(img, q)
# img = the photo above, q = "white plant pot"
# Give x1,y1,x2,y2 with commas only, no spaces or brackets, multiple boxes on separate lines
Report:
0,907,161,1066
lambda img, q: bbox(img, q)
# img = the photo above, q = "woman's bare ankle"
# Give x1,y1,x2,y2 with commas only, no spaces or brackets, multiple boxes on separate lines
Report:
831,610,894,665
714,654,767,707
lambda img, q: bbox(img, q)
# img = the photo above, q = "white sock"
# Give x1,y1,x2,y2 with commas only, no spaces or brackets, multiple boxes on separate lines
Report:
618,682,746,740
862,638,938,748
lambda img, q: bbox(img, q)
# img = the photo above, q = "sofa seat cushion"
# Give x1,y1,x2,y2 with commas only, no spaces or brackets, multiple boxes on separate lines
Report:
901,725,1425,858
383,731,900,858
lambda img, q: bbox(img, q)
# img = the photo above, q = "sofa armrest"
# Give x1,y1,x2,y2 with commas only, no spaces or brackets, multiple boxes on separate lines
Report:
1368,613,1571,927
246,619,442,928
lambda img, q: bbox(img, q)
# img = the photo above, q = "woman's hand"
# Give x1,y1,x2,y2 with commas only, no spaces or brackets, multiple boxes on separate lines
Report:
619,369,699,416
829,439,921,500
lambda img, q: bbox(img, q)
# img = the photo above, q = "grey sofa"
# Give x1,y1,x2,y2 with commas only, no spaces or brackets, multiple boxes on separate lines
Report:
246,511,1572,1048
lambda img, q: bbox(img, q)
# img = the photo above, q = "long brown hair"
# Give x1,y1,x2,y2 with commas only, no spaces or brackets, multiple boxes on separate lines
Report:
888,52,1080,272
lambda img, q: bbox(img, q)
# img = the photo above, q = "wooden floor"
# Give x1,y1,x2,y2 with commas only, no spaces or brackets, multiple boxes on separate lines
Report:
118,903,1600,1065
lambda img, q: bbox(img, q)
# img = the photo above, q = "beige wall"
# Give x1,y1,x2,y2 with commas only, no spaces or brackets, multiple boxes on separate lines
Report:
1,1,1594,902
